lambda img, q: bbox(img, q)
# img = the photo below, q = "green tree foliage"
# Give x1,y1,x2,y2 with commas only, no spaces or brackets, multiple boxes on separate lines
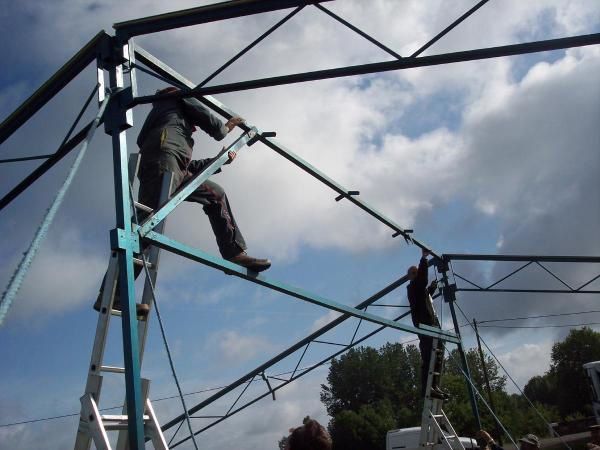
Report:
549,327,600,418
321,344,422,450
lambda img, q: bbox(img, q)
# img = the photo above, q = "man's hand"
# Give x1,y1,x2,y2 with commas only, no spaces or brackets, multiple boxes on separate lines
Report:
476,430,494,445
224,116,245,132
422,248,431,258
224,150,237,165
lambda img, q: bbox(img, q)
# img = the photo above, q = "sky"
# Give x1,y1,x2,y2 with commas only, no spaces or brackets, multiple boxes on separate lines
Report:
0,0,599,449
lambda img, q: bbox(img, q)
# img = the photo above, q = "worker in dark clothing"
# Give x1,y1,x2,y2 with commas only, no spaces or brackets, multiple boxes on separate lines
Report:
135,86,270,272
94,87,270,317
407,248,447,400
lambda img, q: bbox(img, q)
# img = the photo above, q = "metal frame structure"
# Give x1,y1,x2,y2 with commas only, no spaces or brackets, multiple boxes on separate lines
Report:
1,1,599,448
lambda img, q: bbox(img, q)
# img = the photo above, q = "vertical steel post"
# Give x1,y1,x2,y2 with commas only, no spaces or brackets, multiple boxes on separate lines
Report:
105,39,145,449
438,256,482,430
474,319,503,443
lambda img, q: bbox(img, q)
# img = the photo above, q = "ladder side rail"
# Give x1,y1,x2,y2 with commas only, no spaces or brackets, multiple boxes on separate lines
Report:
439,410,465,450
420,337,442,447
80,393,112,450
75,256,120,450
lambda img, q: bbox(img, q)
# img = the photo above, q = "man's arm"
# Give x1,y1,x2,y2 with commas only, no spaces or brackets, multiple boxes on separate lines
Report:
187,150,236,175
182,97,247,141
416,249,429,288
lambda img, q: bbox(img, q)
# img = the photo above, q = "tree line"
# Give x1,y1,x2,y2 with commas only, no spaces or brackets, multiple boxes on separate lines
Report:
313,327,600,450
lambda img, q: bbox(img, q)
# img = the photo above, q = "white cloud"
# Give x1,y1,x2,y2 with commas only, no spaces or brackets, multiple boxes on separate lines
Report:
207,330,275,364
497,341,553,391
311,310,343,333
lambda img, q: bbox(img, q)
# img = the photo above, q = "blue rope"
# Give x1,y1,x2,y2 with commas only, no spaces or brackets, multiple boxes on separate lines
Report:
0,88,108,326
129,182,200,450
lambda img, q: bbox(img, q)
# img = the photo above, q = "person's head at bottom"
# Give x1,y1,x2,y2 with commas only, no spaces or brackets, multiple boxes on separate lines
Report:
285,418,332,450
519,434,540,450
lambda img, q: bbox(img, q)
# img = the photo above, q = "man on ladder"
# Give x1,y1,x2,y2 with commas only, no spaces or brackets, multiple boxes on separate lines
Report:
407,248,449,400
93,86,271,316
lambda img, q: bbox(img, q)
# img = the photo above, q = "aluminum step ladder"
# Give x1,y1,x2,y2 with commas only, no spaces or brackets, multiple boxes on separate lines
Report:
74,154,173,450
419,337,464,450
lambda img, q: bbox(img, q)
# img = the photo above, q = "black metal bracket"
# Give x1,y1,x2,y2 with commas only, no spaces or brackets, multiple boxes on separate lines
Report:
248,130,276,146
260,372,276,401
335,190,360,202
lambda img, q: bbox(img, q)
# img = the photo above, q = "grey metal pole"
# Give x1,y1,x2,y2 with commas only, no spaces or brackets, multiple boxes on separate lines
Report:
438,257,482,429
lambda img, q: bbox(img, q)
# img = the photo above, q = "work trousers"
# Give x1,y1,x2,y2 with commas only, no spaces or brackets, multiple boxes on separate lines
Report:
419,335,445,396
137,154,247,260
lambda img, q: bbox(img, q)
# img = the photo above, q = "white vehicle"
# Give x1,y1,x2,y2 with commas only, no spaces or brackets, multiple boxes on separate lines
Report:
584,361,600,424
386,426,477,450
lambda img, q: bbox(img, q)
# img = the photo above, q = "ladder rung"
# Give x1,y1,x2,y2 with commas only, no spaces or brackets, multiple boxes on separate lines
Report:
432,414,443,418
446,435,456,439
101,414,150,422
134,201,153,213
100,365,125,374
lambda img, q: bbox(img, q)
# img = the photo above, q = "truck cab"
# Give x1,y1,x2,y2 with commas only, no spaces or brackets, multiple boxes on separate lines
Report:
387,426,478,450
584,361,600,424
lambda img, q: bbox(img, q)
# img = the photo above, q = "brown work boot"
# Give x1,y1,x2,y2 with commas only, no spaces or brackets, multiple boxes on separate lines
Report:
93,292,150,318
227,251,271,272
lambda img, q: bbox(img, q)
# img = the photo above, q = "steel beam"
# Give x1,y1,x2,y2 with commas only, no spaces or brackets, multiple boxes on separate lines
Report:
113,0,333,38
133,46,435,254
143,229,458,342
169,311,414,447
0,120,100,212
0,31,109,146
446,254,600,263
132,33,600,102
456,288,600,294
161,269,422,431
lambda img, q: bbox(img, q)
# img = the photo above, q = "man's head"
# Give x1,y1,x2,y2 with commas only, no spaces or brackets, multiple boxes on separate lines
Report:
407,265,418,281
285,419,332,450
519,434,540,450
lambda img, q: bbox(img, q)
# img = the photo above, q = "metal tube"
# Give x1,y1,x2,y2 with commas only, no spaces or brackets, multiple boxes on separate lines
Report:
0,154,53,164
106,60,145,448
446,254,600,263
456,288,600,294
0,31,109,146
0,92,109,326
160,270,423,432
440,262,482,429
314,3,402,59
169,310,413,446
474,319,503,444
113,0,333,38
132,45,439,254
409,0,491,58
197,5,305,88
0,120,99,212
132,33,600,102
144,230,459,341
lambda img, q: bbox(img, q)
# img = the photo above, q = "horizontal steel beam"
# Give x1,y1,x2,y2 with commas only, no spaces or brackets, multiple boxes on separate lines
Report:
161,269,423,431
446,254,600,263
133,45,437,255
457,288,600,294
132,33,600,102
0,31,109,146
143,230,458,341
113,0,332,38
0,120,99,211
